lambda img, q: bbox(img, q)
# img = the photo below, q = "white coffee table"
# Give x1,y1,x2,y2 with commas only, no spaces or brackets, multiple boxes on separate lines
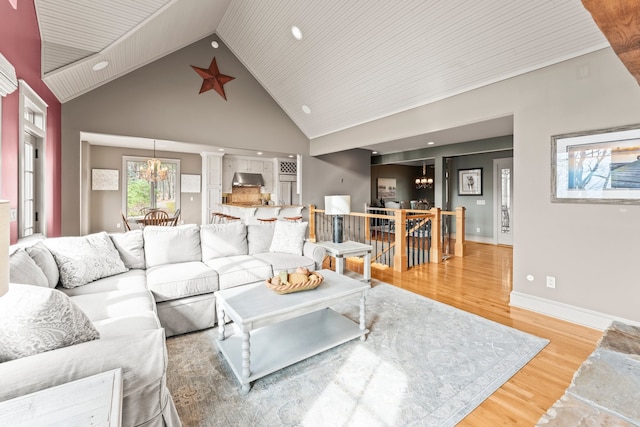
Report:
215,269,370,393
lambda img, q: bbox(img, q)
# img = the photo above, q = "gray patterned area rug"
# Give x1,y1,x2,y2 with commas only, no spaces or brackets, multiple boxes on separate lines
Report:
166,281,548,427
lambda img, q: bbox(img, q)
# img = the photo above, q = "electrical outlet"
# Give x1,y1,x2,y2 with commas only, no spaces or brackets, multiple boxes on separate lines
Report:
9,208,17,222
476,227,480,233
546,276,556,289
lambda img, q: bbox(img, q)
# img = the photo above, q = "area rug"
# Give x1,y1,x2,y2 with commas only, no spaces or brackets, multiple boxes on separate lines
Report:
166,281,548,427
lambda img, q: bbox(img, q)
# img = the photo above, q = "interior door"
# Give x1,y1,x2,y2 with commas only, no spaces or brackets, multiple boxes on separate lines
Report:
494,157,513,246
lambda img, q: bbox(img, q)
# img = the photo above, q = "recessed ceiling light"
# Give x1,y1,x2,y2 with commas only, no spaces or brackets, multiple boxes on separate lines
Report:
257,152,263,155
427,141,435,145
92,61,109,71
372,151,378,154
291,26,303,40
211,41,219,49
301,105,311,114
218,148,224,151
288,154,294,158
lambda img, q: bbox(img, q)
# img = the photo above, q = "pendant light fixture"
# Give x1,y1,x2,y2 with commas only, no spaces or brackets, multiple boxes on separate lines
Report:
139,140,168,182
415,163,433,189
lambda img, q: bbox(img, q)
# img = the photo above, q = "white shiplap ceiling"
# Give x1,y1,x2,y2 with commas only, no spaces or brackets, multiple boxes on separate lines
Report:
35,0,609,144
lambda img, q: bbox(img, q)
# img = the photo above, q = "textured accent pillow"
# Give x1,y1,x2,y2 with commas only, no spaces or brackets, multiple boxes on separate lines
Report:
0,284,100,362
110,229,145,269
9,248,49,287
269,221,308,255
25,241,60,288
44,232,128,288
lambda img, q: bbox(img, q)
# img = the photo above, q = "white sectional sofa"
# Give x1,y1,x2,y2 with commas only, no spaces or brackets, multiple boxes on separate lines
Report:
0,221,325,427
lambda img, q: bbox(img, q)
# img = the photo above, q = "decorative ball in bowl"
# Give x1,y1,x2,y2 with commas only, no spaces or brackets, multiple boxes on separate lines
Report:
265,267,324,295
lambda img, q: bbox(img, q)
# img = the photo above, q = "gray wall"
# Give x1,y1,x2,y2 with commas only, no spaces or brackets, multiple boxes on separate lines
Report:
301,149,371,213
89,145,202,233
62,36,309,235
309,48,640,324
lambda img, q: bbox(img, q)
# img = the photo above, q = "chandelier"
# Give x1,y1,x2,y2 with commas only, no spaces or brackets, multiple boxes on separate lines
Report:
139,140,168,182
415,163,433,189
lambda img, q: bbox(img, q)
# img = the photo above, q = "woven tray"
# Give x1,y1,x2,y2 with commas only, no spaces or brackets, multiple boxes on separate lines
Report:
265,271,324,295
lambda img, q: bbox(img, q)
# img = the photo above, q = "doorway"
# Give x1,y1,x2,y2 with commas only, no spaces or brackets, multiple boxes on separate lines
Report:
494,157,513,246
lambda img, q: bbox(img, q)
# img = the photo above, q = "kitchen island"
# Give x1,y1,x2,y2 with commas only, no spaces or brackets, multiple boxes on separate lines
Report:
220,204,304,224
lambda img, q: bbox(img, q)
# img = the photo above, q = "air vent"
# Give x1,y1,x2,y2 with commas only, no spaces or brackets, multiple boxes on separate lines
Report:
279,161,297,175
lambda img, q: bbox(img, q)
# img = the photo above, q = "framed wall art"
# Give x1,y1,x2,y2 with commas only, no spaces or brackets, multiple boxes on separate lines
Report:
551,123,640,204
181,174,201,193
91,169,119,191
458,168,482,195
377,178,396,199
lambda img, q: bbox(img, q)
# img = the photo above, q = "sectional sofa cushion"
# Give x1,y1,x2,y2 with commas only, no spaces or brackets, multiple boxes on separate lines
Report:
269,221,308,255
59,270,147,297
0,284,100,362
247,223,276,254
146,261,218,303
92,312,161,337
9,248,49,287
200,222,248,260
70,288,156,322
204,255,273,290
25,241,59,287
143,224,201,268
43,232,128,288
110,230,145,269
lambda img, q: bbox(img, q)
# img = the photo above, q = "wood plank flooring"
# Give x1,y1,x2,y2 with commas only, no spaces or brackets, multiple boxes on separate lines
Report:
332,241,603,426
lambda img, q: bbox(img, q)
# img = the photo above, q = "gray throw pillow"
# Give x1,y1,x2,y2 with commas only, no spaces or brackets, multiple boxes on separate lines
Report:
9,248,49,288
0,284,100,362
25,241,59,288
44,232,128,288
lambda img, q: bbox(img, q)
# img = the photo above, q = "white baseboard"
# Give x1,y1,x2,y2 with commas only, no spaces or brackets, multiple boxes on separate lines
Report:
462,235,494,244
510,291,640,331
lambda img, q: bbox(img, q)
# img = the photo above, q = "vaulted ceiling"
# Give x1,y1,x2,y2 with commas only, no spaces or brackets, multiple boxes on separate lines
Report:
35,0,610,141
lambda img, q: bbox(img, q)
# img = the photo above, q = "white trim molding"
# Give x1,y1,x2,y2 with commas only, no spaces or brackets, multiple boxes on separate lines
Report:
0,53,17,97
510,291,640,331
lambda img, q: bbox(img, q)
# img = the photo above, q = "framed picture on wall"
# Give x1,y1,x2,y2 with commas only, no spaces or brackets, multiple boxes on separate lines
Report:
458,168,482,195
551,123,640,204
377,178,396,199
91,169,119,191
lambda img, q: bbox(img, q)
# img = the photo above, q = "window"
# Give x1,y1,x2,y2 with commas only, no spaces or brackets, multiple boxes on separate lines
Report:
122,156,180,217
19,80,47,238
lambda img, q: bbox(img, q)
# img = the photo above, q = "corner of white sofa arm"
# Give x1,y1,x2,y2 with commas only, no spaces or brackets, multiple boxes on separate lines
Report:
303,241,326,269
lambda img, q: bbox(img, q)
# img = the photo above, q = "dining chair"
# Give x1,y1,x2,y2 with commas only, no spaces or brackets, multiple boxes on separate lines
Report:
170,209,181,227
121,211,132,231
143,210,171,226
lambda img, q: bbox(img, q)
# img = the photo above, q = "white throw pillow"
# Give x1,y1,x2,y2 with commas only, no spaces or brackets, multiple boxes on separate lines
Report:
269,221,308,255
25,241,60,288
9,248,49,288
44,232,128,288
110,229,145,269
0,284,100,362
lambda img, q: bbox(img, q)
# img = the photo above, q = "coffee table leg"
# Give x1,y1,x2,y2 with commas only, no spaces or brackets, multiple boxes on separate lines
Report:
217,302,225,341
241,331,251,393
359,293,367,341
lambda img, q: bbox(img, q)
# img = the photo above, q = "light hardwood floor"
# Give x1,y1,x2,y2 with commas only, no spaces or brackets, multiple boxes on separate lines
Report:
334,241,602,426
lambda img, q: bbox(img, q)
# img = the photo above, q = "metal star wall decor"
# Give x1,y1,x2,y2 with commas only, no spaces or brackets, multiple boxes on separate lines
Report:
191,57,235,100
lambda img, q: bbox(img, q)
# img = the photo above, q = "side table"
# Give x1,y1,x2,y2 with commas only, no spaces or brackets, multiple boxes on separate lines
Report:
316,240,372,282
0,368,123,427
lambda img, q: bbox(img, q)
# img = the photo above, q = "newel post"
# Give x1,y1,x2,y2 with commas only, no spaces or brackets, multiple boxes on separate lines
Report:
393,209,408,271
455,206,466,257
430,207,441,263
308,205,317,242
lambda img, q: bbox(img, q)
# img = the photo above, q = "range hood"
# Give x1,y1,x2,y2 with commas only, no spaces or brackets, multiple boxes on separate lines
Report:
232,172,265,187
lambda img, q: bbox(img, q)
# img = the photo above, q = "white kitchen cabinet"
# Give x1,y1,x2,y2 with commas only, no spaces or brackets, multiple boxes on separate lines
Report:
202,152,224,224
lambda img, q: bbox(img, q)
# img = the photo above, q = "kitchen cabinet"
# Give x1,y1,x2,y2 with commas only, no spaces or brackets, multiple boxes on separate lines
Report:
222,156,274,194
202,152,224,224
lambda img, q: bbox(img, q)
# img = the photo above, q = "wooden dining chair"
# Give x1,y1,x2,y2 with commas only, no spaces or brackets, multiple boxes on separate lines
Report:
170,209,181,227
143,210,171,226
121,211,132,231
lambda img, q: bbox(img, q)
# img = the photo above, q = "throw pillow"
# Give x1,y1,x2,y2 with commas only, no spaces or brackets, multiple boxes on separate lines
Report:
247,223,276,254
43,232,128,288
0,284,100,362
25,241,60,288
109,229,145,269
9,248,49,287
269,221,308,255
